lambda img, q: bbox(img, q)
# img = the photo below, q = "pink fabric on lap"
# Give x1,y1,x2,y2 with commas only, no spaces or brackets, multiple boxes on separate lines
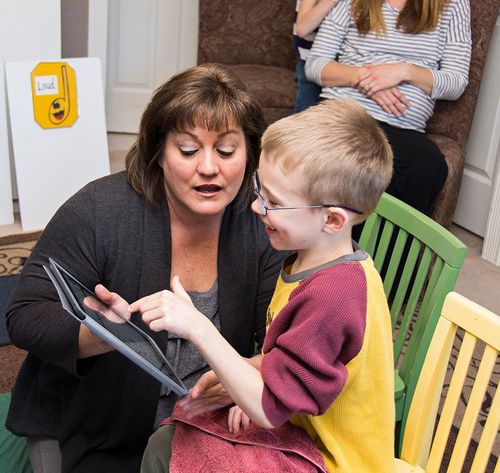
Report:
166,404,327,472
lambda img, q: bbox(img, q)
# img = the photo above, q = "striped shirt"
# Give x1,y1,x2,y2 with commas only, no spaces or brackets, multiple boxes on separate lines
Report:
305,0,471,132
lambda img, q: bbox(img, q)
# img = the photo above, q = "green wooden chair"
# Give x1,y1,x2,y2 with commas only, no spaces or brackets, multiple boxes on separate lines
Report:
358,192,467,453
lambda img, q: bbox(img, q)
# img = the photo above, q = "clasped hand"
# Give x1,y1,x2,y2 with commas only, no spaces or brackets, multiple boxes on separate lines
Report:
355,63,411,117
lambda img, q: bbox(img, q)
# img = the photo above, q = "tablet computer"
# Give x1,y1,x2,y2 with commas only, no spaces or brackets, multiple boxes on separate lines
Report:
43,258,188,396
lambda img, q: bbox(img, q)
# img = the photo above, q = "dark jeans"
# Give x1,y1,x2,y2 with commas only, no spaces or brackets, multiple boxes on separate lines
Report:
140,424,176,473
294,59,322,113
378,122,448,215
27,438,61,473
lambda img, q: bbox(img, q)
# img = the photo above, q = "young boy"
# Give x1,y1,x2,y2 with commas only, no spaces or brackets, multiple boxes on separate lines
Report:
133,99,395,472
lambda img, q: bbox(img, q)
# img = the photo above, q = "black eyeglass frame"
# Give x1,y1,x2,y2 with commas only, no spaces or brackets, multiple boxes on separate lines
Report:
252,172,363,216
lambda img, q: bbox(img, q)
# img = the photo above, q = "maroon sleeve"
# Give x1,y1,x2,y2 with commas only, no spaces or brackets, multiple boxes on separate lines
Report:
260,263,367,427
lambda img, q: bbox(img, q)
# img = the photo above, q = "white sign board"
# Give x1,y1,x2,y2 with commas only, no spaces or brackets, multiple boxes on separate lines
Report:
0,59,14,224
6,57,110,231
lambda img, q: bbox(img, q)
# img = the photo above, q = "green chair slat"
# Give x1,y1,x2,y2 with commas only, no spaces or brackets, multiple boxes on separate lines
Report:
393,246,433,365
373,194,466,268
403,258,445,374
394,370,406,421
383,229,408,298
373,220,395,270
358,213,380,255
389,238,421,330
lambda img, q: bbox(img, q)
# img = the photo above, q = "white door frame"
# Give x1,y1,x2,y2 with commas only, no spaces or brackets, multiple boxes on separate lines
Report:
482,144,500,266
88,0,109,94
87,0,198,133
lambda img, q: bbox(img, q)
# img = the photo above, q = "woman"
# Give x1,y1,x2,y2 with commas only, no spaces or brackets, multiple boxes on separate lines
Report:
5,64,285,473
305,0,471,214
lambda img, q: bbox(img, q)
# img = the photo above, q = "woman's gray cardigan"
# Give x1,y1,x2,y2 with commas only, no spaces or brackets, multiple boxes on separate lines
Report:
6,171,284,473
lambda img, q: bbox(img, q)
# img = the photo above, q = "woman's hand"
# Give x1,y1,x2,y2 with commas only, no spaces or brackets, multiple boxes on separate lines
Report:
90,284,131,323
128,276,205,340
357,63,410,96
228,405,251,434
178,370,234,417
371,87,410,117
78,284,131,358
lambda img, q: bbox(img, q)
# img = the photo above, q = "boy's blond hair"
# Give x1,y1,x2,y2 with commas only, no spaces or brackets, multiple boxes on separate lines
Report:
261,99,393,222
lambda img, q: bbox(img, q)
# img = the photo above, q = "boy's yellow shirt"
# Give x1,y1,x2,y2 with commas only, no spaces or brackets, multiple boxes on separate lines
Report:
263,248,395,472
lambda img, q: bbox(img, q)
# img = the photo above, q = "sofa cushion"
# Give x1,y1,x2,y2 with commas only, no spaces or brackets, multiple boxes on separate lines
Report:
428,134,464,226
198,0,296,70
228,64,295,123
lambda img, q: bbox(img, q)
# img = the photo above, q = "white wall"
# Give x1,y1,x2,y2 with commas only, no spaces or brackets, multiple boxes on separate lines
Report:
103,0,199,133
454,15,500,237
0,0,61,225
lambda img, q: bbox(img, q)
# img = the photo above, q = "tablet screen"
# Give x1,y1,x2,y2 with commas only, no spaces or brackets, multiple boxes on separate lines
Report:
56,264,186,392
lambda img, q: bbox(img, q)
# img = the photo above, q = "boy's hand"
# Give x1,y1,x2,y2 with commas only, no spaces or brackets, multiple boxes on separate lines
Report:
178,370,234,417
128,276,205,339
228,405,251,434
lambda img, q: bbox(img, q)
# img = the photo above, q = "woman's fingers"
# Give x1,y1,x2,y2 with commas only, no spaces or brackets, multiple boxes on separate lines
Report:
391,87,411,107
371,91,392,114
371,88,410,116
179,372,233,417
358,76,376,95
93,284,130,322
189,370,220,398
182,396,232,418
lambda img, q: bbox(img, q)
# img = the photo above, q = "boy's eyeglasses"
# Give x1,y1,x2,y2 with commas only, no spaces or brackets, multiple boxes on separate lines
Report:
252,172,363,216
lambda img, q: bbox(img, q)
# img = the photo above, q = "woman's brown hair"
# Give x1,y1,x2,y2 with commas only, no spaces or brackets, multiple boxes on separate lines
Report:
126,63,266,206
352,0,449,35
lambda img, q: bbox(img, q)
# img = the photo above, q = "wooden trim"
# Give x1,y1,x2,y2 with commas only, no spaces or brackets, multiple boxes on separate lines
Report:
482,151,500,266
0,231,42,246
87,0,109,90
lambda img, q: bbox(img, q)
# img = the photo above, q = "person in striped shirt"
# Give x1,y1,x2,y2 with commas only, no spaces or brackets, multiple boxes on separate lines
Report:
305,0,471,215
293,0,339,112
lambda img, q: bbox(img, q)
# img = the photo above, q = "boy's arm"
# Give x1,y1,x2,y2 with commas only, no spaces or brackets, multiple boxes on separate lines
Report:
178,354,264,417
189,322,274,428
260,267,367,427
129,278,274,428
295,0,339,38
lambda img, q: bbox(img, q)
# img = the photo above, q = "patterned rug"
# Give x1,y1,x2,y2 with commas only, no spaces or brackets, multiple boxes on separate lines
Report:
0,232,40,393
0,232,41,277
396,304,499,471
440,330,499,472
